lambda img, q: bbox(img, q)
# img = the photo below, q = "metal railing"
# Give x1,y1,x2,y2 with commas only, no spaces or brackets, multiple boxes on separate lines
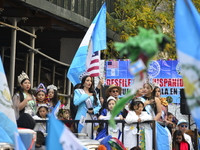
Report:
35,119,156,149
46,0,115,19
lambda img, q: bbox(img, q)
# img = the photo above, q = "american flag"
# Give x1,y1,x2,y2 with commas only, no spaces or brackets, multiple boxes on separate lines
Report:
67,3,106,86
87,51,100,77
107,61,119,68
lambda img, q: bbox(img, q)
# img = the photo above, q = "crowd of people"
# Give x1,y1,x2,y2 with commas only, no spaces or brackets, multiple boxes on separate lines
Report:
12,71,195,150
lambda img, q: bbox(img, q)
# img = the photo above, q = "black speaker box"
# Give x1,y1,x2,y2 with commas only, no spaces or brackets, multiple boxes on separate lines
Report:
180,89,190,115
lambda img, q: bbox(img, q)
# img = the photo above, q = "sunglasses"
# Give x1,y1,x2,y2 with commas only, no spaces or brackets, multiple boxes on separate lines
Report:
181,125,188,128
111,90,119,93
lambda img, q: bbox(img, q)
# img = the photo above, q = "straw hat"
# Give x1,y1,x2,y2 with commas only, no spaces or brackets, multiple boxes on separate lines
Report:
105,84,122,97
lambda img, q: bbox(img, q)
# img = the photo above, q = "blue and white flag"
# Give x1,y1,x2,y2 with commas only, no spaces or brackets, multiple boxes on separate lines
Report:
156,122,171,150
14,132,26,150
47,114,87,150
67,3,106,86
175,0,200,128
0,57,18,144
51,100,61,119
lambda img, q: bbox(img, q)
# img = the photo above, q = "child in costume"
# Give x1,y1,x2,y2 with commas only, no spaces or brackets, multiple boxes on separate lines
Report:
97,96,123,140
35,83,50,110
166,112,176,134
47,84,58,112
57,108,74,132
33,106,48,134
124,99,152,150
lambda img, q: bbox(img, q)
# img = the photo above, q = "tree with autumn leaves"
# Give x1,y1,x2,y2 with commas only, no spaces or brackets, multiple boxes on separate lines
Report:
103,0,200,60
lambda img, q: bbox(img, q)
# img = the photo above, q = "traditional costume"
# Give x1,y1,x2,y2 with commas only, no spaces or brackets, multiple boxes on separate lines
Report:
35,83,50,111
124,110,152,150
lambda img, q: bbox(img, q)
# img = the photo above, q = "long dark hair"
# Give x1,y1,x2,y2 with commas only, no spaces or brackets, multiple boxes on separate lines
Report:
18,79,33,102
152,86,160,97
172,130,188,149
14,79,33,115
47,89,58,107
143,83,157,112
143,83,154,99
80,75,98,106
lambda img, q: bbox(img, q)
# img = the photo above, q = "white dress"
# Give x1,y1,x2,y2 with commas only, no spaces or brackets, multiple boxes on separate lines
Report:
33,115,47,134
124,111,152,150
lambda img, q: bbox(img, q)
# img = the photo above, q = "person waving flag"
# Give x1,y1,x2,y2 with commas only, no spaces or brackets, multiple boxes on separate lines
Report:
67,3,106,86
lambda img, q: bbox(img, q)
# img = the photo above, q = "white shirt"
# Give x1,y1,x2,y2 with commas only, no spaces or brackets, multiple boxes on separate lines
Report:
184,133,194,150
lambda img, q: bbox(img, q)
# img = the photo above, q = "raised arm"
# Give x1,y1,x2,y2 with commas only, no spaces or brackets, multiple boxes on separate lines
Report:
154,97,162,121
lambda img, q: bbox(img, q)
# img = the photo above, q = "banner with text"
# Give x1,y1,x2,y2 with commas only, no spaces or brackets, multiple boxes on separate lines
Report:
105,60,183,103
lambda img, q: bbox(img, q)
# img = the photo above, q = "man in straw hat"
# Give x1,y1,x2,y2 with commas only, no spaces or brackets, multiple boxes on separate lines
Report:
105,84,122,101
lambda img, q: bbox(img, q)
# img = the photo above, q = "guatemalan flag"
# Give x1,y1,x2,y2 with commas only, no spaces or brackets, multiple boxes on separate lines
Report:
14,132,26,150
67,3,106,86
0,57,18,144
51,100,61,119
175,0,200,128
46,114,87,150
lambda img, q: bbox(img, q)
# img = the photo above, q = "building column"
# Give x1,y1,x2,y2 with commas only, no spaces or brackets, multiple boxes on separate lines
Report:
25,53,29,73
37,59,41,85
1,47,5,63
9,18,18,96
67,79,71,105
29,27,36,88
63,69,67,94
52,64,56,85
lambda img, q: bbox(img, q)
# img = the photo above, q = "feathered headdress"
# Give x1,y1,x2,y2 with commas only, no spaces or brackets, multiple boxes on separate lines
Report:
36,83,47,94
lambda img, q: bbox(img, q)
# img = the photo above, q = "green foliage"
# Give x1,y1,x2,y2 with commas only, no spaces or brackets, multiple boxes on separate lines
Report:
103,0,176,60
115,27,169,63
193,0,200,12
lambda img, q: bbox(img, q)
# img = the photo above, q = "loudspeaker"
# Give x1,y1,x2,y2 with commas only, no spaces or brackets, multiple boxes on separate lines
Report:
180,89,190,115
